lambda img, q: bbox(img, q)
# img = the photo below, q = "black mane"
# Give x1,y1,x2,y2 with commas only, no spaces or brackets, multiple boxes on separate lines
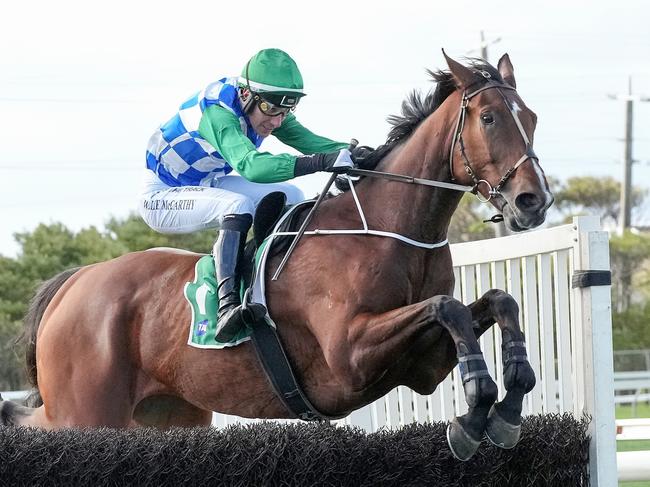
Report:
348,60,504,174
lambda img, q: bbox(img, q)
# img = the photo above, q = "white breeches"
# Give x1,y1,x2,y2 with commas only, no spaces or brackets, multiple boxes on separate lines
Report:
139,170,305,234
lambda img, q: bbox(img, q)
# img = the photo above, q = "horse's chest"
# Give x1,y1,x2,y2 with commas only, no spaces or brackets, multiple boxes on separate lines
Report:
420,265,455,299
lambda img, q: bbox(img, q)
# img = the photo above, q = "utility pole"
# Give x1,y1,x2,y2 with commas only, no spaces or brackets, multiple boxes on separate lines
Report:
479,30,501,63
608,78,650,234
466,30,502,62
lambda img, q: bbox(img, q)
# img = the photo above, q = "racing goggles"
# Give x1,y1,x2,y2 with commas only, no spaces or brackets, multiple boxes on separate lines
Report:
256,96,295,117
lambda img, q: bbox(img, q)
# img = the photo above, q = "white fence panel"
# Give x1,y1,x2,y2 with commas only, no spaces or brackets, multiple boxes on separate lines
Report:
522,255,543,413
538,253,557,412
554,250,573,412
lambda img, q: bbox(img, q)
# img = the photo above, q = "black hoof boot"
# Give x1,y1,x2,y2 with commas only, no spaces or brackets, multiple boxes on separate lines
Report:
485,402,521,449
446,374,498,461
486,340,535,449
447,417,482,461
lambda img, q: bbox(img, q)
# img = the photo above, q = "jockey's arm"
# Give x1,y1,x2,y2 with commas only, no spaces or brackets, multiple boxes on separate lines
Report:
199,106,295,183
272,113,348,155
199,107,348,183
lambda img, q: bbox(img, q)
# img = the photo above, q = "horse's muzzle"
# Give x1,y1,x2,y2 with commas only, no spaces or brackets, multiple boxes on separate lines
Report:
502,191,554,232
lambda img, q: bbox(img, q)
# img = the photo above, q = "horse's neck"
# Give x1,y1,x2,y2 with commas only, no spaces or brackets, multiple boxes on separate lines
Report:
362,109,463,243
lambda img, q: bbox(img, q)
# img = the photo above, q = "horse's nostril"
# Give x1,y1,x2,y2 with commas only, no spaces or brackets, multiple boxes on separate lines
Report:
515,193,543,212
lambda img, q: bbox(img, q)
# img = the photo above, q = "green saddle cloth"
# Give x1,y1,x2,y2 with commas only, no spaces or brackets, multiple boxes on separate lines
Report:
184,201,306,349
184,255,252,349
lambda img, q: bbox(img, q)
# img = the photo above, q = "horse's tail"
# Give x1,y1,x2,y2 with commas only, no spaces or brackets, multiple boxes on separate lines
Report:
20,267,81,406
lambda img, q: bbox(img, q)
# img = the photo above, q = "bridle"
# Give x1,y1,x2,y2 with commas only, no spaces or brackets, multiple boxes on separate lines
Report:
449,71,539,202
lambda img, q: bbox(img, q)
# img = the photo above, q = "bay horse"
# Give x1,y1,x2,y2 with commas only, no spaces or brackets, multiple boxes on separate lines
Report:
1,52,552,461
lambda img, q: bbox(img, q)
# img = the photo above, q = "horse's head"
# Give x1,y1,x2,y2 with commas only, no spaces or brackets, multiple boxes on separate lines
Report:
444,52,553,232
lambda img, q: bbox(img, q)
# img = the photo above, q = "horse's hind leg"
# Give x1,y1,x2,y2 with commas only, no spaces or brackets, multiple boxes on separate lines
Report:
468,289,536,449
429,295,498,461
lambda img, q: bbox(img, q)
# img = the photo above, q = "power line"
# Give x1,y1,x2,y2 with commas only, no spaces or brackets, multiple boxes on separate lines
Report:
0,158,135,163
0,158,141,171
0,166,139,171
0,97,146,104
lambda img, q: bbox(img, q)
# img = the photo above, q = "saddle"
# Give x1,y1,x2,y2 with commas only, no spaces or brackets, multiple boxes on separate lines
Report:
240,191,313,290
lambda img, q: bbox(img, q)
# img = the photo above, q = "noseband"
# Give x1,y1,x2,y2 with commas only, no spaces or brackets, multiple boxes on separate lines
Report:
449,72,539,202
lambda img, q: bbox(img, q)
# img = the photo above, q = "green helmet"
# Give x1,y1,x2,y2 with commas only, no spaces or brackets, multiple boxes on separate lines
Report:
239,48,306,108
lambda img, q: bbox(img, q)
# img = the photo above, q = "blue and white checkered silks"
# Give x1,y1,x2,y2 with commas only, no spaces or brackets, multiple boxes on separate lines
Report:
146,77,264,187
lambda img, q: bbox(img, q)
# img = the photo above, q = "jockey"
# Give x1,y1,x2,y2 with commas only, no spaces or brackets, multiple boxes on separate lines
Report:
140,48,360,341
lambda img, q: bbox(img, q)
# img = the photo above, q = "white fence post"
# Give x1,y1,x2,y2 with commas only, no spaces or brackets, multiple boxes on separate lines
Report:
572,216,617,487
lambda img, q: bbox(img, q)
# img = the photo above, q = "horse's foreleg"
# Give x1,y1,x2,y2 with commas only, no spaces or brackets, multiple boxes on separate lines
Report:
340,300,444,391
345,295,497,461
468,289,536,449
425,296,498,461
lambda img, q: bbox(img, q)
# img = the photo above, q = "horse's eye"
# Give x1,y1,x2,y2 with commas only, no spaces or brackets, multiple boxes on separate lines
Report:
481,113,495,125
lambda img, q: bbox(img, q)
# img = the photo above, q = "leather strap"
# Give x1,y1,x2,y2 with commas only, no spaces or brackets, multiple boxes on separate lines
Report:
457,352,491,384
571,270,612,288
247,314,344,421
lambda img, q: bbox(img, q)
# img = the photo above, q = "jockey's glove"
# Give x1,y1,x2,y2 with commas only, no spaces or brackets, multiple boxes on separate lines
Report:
293,149,355,177
350,145,375,166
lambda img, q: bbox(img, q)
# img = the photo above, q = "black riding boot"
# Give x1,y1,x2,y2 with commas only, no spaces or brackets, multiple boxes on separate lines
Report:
214,214,252,342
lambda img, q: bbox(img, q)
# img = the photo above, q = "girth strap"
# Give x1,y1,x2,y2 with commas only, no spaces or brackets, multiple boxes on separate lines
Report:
247,307,344,422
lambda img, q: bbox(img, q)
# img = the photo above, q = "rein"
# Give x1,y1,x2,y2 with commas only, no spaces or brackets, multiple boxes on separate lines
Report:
272,174,451,250
346,167,475,193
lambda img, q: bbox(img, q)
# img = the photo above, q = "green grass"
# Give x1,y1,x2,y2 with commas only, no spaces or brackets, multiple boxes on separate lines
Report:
616,402,650,420
617,406,650,486
618,439,650,452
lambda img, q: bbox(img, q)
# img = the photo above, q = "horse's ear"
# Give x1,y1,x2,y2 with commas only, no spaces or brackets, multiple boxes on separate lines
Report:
442,49,476,89
497,53,517,89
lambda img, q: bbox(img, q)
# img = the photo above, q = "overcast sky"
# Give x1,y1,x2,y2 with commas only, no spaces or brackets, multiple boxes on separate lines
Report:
1,0,649,257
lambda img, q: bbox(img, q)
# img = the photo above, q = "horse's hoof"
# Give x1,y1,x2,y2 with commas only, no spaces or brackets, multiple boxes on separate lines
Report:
446,419,481,461
485,404,521,449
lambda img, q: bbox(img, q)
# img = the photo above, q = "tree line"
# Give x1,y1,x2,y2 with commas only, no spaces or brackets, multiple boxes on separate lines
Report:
0,217,215,390
0,176,648,390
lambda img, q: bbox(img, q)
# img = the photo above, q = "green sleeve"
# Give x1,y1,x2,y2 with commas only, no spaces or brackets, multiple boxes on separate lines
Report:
198,106,296,183
273,113,348,154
